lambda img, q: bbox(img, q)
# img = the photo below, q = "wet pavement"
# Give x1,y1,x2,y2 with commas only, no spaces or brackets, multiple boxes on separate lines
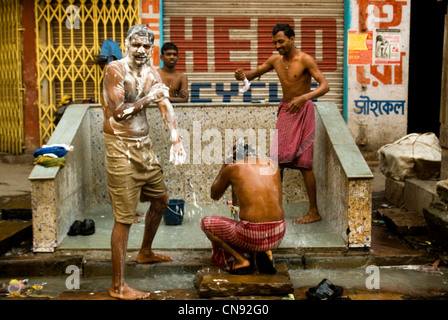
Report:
0,155,448,302
1,263,447,300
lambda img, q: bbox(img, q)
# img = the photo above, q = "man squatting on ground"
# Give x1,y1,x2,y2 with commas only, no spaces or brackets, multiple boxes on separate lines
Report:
101,24,185,300
201,142,286,274
235,23,330,225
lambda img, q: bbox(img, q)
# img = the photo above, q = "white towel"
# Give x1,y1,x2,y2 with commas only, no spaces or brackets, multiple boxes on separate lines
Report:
239,78,251,93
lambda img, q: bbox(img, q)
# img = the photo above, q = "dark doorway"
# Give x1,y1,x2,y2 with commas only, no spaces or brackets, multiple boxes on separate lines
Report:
408,0,447,136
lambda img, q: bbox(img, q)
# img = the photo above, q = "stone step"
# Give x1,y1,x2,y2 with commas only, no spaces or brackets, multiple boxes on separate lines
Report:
378,208,428,235
0,220,32,256
423,204,448,249
194,263,294,298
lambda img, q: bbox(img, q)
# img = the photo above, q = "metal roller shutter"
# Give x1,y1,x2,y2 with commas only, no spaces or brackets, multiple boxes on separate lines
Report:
163,0,344,110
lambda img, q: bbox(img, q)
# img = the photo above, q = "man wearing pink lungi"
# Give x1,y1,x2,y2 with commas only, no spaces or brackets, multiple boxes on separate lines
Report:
235,23,329,224
271,99,316,169
201,143,285,275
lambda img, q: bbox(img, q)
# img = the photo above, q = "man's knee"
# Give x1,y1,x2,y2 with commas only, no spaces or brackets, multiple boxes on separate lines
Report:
299,167,314,177
151,194,169,213
201,216,211,233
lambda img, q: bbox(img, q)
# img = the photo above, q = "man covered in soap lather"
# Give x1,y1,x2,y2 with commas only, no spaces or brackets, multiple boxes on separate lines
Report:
101,24,185,300
201,141,286,275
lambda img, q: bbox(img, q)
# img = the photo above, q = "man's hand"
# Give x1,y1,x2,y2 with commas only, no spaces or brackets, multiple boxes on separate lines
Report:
172,138,183,155
286,95,308,113
170,138,186,166
234,69,246,81
178,89,188,99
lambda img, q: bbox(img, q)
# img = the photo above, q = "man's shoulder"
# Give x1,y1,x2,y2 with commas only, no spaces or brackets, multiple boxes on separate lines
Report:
105,59,125,73
297,51,316,64
267,53,282,64
179,71,188,79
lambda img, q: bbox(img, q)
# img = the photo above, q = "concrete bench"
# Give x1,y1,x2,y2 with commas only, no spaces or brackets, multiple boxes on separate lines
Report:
29,102,373,252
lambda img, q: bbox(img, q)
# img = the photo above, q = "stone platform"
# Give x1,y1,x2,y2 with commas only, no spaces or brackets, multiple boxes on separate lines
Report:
378,208,427,235
193,263,294,298
0,220,32,256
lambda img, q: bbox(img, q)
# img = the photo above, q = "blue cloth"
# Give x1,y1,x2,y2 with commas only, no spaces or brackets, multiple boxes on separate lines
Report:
98,39,122,64
33,146,67,158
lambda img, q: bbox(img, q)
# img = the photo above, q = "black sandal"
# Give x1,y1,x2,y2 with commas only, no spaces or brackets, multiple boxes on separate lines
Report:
80,219,95,236
67,220,82,236
306,279,343,300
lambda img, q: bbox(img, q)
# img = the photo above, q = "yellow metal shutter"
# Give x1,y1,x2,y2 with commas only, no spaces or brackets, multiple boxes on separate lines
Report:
0,0,24,154
35,0,140,145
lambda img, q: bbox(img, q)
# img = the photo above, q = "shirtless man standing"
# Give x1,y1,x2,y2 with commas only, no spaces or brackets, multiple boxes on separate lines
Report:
234,23,329,224
102,25,184,300
157,42,189,103
201,143,285,274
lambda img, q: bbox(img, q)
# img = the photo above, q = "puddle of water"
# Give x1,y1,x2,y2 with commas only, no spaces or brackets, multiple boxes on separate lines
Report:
289,266,448,294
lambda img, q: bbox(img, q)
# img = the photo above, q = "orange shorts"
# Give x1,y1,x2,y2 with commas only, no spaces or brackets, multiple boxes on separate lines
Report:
104,133,167,224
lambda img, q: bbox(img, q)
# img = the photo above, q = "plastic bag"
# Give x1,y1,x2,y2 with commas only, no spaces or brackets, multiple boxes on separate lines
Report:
378,133,441,181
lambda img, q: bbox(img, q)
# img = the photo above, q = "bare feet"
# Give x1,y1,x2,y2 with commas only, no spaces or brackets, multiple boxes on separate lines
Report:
224,258,251,274
136,251,173,264
133,211,146,223
293,211,321,224
226,258,250,271
109,283,150,300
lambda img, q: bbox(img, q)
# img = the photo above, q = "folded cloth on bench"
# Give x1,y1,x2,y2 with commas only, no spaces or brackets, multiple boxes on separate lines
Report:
33,146,67,158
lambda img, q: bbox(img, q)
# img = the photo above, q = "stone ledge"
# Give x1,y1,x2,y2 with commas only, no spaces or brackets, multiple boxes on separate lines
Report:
385,178,405,207
404,179,440,214
423,205,448,249
378,208,428,235
194,263,294,298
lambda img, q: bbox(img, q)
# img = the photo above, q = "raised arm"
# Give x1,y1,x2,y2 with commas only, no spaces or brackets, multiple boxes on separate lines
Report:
234,56,275,82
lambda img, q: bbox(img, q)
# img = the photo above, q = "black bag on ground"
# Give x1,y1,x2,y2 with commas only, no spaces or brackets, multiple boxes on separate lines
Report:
306,279,343,300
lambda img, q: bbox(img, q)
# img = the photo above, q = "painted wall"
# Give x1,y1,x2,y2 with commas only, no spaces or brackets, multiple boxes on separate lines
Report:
22,0,40,151
346,0,410,157
141,0,163,67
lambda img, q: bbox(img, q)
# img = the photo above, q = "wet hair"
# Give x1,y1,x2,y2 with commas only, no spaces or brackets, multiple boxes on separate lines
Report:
161,42,178,55
232,142,257,161
125,24,154,47
272,24,295,38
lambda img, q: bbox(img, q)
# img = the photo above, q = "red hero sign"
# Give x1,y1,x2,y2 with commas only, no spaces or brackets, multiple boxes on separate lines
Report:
169,17,338,73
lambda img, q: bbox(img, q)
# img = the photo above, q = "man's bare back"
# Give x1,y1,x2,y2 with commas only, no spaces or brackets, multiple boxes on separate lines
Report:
211,159,284,223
